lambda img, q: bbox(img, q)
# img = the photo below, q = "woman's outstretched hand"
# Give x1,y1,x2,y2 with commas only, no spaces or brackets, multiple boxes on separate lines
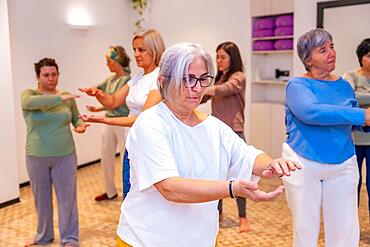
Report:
86,105,104,112
79,114,106,123
233,180,285,202
79,88,104,97
262,158,302,177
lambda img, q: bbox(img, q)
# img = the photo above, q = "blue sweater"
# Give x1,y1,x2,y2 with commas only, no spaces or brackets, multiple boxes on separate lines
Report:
285,77,365,164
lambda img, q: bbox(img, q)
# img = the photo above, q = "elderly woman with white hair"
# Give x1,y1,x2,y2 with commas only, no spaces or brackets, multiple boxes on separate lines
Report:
116,42,301,247
282,28,370,247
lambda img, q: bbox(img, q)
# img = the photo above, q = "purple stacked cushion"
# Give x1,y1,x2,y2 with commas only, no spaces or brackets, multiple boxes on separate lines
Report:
253,17,275,30
253,29,274,38
274,39,293,50
275,14,293,27
253,41,274,51
274,26,293,36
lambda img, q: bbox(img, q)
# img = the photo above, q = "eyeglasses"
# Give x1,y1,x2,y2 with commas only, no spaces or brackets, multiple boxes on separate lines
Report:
183,75,214,88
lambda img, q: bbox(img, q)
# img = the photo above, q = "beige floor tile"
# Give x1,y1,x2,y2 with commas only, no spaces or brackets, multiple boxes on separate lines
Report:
0,159,369,246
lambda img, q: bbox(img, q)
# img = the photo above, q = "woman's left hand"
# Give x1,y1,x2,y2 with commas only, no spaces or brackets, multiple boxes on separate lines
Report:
73,124,90,133
204,86,216,96
262,158,302,177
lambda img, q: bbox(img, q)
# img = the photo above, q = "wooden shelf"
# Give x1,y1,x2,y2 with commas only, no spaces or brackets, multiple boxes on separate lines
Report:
252,80,287,85
252,12,293,18
252,35,293,41
252,50,293,54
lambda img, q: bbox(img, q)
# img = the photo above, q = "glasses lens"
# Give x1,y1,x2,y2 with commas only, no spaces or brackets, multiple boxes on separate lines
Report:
199,76,211,87
183,76,213,88
183,77,196,88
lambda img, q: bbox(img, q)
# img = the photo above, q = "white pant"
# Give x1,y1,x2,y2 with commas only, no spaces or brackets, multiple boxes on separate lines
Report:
101,124,127,197
281,143,359,247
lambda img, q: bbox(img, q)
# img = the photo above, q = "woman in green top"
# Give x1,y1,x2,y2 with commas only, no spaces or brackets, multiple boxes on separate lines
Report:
22,58,88,247
86,46,131,202
343,38,370,215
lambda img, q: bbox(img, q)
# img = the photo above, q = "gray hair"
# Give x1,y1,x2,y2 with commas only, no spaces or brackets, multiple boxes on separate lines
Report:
297,28,333,71
158,42,214,100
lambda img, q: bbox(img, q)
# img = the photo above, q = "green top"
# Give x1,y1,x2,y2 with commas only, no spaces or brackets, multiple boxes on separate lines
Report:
21,89,84,157
97,75,130,117
343,69,370,145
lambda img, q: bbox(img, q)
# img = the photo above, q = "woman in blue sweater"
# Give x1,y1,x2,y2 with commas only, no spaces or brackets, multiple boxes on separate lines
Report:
282,29,370,247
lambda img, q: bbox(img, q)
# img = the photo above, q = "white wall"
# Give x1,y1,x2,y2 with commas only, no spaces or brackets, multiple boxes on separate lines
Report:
8,0,133,183
293,0,319,75
0,0,19,204
3,0,252,205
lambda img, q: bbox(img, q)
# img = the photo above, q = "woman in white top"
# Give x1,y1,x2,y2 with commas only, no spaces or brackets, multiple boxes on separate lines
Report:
116,42,302,247
79,29,165,197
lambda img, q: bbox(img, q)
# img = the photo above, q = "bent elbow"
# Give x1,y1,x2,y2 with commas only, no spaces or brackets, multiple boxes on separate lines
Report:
159,187,179,202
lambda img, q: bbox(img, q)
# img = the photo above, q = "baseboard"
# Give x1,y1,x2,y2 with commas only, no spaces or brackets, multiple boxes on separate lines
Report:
0,197,20,209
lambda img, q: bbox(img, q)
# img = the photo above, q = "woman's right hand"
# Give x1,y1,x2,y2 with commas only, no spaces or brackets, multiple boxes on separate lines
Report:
79,87,104,97
86,105,104,112
365,107,370,126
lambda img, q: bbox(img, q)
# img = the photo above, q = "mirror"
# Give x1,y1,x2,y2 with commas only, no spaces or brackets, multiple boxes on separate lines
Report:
317,0,370,75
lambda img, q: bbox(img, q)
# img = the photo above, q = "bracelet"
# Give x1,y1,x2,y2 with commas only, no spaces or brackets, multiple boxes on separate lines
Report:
229,180,236,198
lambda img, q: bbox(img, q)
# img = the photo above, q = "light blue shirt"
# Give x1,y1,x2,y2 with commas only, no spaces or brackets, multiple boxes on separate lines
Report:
285,77,365,164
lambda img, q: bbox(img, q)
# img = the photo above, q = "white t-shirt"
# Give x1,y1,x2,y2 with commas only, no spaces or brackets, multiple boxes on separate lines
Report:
126,67,159,116
117,102,263,247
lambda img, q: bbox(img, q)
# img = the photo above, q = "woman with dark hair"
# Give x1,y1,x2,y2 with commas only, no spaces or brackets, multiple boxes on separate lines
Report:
343,38,370,217
22,58,88,247
283,29,370,246
203,41,249,232
86,46,131,202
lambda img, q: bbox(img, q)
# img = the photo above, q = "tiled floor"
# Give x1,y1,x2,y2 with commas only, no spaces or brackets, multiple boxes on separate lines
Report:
0,159,369,246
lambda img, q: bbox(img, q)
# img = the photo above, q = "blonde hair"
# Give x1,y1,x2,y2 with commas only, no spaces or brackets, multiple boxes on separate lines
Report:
133,29,165,66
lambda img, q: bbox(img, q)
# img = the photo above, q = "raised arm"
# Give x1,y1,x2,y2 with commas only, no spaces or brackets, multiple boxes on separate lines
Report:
22,89,79,110
205,72,245,97
80,89,162,127
79,83,129,109
287,82,365,126
155,176,286,203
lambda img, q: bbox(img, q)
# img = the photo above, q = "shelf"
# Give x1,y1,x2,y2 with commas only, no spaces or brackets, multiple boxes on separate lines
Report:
252,80,287,85
252,12,293,18
252,50,293,54
252,35,293,41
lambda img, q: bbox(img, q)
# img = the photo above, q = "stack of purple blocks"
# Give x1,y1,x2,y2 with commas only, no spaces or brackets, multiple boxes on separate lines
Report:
252,14,293,51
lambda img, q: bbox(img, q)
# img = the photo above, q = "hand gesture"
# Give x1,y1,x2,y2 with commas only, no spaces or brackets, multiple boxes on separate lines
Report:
79,114,106,123
86,105,104,112
233,180,285,202
73,124,90,133
262,158,302,177
60,94,80,102
79,88,104,97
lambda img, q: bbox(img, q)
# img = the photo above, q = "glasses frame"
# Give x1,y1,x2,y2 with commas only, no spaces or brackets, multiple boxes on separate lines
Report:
183,75,214,89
